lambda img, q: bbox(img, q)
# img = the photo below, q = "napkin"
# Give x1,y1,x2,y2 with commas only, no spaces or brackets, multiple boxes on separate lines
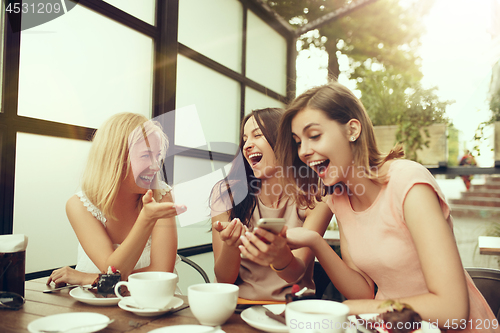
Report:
0,234,28,253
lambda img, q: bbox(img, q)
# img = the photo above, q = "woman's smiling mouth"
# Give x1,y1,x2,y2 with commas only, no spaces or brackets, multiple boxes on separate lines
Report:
248,152,263,167
309,159,330,177
137,173,156,187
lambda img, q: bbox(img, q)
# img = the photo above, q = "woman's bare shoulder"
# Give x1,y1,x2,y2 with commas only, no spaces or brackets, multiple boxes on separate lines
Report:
66,194,105,226
66,194,82,210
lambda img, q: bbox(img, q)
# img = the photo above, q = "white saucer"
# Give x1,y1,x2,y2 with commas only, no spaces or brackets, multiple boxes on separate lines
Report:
149,325,225,333
70,286,119,306
240,304,287,333
118,296,183,317
349,314,441,333
28,312,110,333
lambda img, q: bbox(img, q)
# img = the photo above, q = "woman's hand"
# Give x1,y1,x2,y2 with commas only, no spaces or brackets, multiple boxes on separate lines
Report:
238,226,291,267
212,216,247,284
286,227,321,250
212,218,248,248
140,190,186,222
46,266,98,287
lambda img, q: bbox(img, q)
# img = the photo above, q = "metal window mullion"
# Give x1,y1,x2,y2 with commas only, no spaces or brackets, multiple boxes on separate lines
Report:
178,43,286,103
74,0,158,38
286,34,297,101
0,9,21,235
154,0,179,185
240,2,248,121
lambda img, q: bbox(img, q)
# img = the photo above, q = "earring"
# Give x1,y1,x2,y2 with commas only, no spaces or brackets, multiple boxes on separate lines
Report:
350,136,356,142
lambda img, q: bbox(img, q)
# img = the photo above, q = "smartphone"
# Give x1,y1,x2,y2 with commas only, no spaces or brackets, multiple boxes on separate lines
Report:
256,218,286,234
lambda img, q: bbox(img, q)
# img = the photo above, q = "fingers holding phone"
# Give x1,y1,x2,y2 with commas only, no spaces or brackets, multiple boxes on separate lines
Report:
256,218,286,233
239,218,289,266
254,218,286,243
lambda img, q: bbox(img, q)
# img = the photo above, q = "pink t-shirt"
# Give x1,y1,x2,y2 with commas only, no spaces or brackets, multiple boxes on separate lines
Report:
327,159,496,333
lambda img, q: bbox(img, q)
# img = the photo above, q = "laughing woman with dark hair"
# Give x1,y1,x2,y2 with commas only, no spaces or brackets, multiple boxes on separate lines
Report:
210,108,333,302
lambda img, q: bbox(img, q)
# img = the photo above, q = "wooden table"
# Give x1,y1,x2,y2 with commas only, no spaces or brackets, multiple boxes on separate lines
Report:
1,278,261,333
478,236,500,255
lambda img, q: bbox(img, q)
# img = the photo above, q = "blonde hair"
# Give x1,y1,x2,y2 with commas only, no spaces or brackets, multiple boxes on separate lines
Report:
81,113,169,220
276,81,404,208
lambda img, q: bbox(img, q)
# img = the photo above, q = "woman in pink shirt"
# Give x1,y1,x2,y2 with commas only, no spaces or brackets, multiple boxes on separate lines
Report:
275,81,497,332
211,108,332,301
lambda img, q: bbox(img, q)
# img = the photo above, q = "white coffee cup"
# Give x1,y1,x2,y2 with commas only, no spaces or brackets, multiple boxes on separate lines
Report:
286,299,350,333
114,271,177,309
187,283,239,326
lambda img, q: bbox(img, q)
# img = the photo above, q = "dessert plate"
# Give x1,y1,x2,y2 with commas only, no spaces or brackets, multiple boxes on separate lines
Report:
69,286,119,306
118,296,183,317
240,304,287,333
27,312,110,333
349,314,441,333
149,325,225,333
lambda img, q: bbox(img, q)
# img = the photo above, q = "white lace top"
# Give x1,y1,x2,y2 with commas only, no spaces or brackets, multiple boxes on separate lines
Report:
74,182,181,275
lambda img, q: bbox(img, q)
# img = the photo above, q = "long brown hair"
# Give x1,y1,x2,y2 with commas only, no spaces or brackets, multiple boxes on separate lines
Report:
210,108,283,226
275,81,404,208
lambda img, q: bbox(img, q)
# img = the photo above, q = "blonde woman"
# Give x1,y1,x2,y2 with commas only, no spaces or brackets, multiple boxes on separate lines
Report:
47,113,185,286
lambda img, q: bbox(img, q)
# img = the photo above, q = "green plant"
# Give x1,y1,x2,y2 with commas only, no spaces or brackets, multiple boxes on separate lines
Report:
486,221,500,237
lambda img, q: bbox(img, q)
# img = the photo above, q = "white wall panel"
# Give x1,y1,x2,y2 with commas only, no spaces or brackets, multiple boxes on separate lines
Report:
13,134,91,273
246,10,287,96
178,0,243,73
18,4,153,129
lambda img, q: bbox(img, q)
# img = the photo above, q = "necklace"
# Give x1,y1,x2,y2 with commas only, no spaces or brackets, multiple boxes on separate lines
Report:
273,192,284,209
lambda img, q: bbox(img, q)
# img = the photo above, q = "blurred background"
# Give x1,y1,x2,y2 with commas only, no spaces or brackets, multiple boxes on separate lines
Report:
270,0,500,270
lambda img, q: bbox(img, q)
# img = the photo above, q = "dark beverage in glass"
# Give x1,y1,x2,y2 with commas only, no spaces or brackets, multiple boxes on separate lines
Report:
0,251,26,297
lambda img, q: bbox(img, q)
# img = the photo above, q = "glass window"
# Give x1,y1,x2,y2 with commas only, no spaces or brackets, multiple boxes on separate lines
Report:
103,0,156,25
245,87,285,115
17,4,154,128
13,133,91,273
173,155,224,235
246,10,287,96
174,104,211,151
176,55,240,154
178,0,243,73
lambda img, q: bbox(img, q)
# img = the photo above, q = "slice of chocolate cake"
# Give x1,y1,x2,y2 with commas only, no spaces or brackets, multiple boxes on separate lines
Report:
95,266,121,295
285,284,318,303
360,301,424,333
